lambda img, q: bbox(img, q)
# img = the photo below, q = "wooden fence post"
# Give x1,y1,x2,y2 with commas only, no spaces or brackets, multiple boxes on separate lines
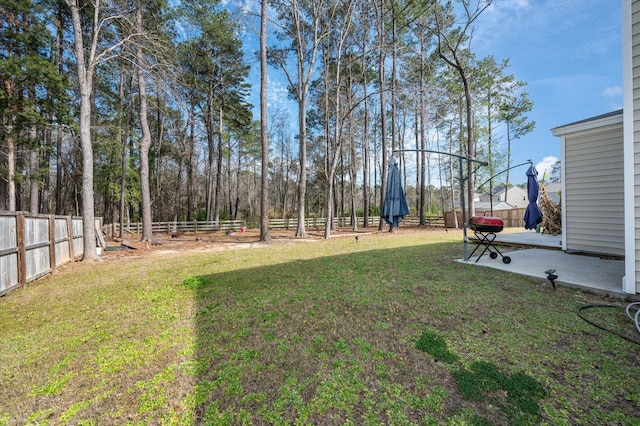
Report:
16,212,26,288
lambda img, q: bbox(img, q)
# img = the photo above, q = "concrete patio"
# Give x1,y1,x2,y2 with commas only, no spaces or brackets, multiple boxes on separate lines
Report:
461,231,629,298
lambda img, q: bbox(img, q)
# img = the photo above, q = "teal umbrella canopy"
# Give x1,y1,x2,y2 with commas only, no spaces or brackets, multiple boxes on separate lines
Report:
382,158,409,228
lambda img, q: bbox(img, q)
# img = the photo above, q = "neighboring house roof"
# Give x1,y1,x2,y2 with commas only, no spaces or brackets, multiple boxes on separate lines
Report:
475,186,527,202
474,186,528,209
543,182,561,192
542,182,561,204
474,201,516,211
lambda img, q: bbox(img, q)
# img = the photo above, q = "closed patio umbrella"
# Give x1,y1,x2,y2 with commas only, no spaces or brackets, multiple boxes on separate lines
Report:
524,164,543,230
382,157,409,230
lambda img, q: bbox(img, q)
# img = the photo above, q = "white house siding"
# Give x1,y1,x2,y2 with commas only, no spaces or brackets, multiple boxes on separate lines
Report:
622,0,640,293
562,121,625,256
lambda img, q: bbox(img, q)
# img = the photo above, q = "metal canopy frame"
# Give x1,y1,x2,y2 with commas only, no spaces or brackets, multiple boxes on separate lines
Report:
393,149,488,259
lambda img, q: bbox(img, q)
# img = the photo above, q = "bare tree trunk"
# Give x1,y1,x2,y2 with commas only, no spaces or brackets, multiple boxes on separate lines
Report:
186,103,195,222
173,153,184,222
41,127,51,214
154,84,165,221
434,0,491,219
322,2,353,239
322,45,331,238
376,0,388,231
449,122,458,229
205,85,215,221
67,0,97,260
55,122,63,215
348,102,358,231
390,1,396,154
487,89,494,212
29,144,39,213
136,4,153,242
6,121,16,212
55,2,64,215
213,104,223,223
295,90,309,237
119,72,134,239
463,74,475,218
226,139,233,216
260,0,270,241
362,48,370,228
234,150,241,220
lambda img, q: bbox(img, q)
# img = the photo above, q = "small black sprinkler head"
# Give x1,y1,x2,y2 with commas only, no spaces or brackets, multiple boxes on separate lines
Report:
544,269,558,289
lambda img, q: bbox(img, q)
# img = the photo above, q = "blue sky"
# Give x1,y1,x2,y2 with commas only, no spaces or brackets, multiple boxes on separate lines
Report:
472,0,622,180
235,0,623,184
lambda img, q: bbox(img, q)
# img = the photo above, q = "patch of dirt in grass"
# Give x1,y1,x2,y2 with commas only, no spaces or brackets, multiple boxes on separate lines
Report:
101,225,450,260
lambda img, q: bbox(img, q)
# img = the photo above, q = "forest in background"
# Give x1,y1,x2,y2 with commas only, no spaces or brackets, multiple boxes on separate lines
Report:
0,0,537,257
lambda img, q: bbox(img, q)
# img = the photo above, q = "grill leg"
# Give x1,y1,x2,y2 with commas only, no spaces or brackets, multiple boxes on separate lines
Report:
469,231,510,264
467,231,496,262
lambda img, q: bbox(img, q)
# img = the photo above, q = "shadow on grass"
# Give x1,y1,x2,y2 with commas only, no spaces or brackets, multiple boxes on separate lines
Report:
415,330,547,424
183,240,553,425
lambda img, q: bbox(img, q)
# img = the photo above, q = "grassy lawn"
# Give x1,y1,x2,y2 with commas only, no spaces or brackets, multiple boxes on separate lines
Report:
1,229,639,425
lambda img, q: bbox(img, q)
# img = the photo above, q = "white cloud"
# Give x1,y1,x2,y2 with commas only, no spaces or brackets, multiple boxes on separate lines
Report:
232,0,257,15
603,86,623,98
266,80,292,109
535,155,559,181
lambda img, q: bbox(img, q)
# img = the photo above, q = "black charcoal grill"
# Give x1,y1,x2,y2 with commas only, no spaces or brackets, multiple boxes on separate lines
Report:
467,216,511,264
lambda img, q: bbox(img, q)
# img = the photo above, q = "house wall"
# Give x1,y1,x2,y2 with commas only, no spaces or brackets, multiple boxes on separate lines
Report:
497,187,528,208
560,120,625,256
624,0,640,293
475,187,528,208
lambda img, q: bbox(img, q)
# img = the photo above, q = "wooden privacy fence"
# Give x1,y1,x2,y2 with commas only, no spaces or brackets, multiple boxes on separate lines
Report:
0,212,96,296
444,208,526,229
474,208,526,228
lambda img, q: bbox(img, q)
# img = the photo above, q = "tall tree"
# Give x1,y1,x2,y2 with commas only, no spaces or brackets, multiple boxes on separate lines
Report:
374,0,389,231
259,0,270,241
135,0,153,241
352,1,375,227
64,0,134,260
475,55,511,206
317,0,354,239
270,0,328,238
0,0,65,212
406,9,436,224
432,0,491,218
179,2,249,223
65,0,99,259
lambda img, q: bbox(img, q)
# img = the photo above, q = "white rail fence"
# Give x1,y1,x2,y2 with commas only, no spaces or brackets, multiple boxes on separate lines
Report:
102,216,445,237
106,216,379,236
103,215,445,237
0,212,100,296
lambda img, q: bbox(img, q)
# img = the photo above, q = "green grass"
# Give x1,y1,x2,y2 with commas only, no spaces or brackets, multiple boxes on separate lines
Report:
1,229,639,425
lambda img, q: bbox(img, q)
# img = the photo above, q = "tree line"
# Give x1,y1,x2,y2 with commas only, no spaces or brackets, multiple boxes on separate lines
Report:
0,0,534,259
